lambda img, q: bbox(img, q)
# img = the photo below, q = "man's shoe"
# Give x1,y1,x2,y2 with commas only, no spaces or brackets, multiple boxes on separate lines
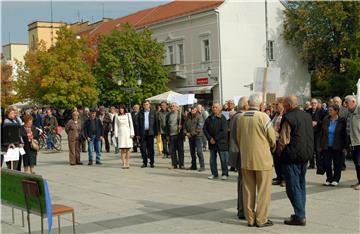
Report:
272,180,281,185
186,167,197,170
354,184,360,190
323,181,331,186
208,175,218,180
280,181,286,187
179,165,185,169
221,175,228,180
96,161,102,165
238,215,246,220
284,217,306,226
256,220,273,228
198,168,205,172
307,165,315,169
88,161,93,165
76,162,83,165
141,164,147,168
150,164,155,168
316,169,325,175
351,183,359,188
247,223,255,227
331,181,338,186
70,163,76,166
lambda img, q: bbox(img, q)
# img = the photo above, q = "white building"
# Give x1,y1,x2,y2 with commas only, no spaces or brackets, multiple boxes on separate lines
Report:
2,43,28,83
87,0,311,105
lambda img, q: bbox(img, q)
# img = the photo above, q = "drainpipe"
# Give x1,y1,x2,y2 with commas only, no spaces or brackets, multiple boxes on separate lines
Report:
215,10,223,104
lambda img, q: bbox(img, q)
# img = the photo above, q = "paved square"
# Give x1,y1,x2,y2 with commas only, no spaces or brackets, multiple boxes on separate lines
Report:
2,137,360,233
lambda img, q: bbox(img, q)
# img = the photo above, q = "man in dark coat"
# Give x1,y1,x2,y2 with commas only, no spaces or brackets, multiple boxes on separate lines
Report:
84,109,104,165
131,104,140,153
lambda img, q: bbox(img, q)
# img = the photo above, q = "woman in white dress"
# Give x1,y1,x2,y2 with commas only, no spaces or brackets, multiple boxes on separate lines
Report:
114,104,135,168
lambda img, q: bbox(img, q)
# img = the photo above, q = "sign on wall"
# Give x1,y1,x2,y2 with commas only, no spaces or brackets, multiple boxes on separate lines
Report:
196,77,209,85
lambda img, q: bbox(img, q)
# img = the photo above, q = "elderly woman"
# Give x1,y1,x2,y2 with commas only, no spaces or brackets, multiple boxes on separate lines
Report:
65,111,82,166
20,115,39,174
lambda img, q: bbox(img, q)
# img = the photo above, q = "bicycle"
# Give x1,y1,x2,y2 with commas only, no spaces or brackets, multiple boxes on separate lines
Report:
37,127,62,151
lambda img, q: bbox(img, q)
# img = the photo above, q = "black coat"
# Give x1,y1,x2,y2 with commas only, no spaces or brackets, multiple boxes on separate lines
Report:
137,109,158,137
203,114,228,151
84,118,104,140
306,108,324,134
320,115,347,151
131,111,140,136
20,126,39,157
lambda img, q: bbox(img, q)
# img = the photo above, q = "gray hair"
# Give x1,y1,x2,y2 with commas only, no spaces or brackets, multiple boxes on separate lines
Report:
238,96,248,111
212,101,222,109
345,95,356,103
248,94,262,108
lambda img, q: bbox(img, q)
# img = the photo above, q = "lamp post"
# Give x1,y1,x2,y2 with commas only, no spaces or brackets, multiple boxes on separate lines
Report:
116,68,142,111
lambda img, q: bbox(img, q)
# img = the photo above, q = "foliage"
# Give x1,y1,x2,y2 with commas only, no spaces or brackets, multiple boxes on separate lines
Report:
93,23,169,107
283,1,360,98
1,63,18,108
16,27,99,108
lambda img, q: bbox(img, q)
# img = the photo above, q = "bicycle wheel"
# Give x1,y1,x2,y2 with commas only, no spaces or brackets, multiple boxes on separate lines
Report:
39,136,46,150
52,134,62,151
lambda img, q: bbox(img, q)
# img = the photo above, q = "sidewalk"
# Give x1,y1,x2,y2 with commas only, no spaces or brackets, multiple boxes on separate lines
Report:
1,137,359,234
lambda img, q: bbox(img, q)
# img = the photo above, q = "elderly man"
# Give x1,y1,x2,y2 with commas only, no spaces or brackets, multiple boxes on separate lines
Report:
278,96,313,226
204,102,229,180
228,96,249,220
197,104,209,151
345,81,360,190
237,94,276,227
333,96,349,170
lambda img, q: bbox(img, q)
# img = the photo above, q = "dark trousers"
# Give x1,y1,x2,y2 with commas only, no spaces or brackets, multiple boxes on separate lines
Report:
310,133,323,171
80,138,87,152
169,134,184,167
352,145,360,184
103,130,110,153
140,132,155,166
161,134,169,156
323,148,342,183
273,152,284,181
284,163,307,220
236,162,244,218
188,136,204,169
132,137,139,152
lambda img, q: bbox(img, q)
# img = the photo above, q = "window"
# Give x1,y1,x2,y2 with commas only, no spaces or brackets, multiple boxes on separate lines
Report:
177,44,184,64
167,45,174,64
268,40,274,60
202,39,210,62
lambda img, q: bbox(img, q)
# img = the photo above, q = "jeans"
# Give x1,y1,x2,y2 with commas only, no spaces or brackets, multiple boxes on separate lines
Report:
47,132,53,149
284,163,307,220
88,135,101,162
189,136,204,169
209,149,229,177
352,145,360,184
323,148,342,183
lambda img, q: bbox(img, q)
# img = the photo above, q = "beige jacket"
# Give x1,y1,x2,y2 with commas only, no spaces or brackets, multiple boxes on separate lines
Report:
237,109,276,171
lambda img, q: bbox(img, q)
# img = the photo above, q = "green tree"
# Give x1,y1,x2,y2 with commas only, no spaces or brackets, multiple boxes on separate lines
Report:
1,62,18,108
16,27,99,108
93,23,169,107
283,1,360,98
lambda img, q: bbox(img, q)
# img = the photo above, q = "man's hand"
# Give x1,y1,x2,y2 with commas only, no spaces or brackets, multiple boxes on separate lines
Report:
312,121,317,127
210,138,216,144
186,133,192,138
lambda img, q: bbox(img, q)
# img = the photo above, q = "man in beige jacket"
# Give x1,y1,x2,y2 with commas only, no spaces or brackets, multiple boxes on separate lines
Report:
237,94,276,228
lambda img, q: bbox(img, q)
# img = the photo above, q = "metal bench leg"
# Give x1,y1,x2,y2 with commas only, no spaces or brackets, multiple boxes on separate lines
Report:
22,211,24,227
58,216,61,234
72,212,75,234
27,213,31,234
11,208,14,224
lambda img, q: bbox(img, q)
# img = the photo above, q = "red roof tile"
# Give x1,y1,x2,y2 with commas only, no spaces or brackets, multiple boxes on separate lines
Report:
89,0,224,37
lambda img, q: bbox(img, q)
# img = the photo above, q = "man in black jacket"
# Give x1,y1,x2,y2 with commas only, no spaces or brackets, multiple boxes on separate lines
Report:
137,100,158,168
131,104,140,153
84,109,104,165
203,102,229,180
278,96,313,226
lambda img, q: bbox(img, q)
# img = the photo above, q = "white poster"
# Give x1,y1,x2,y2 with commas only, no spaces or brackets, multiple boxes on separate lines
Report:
172,94,195,105
4,148,20,162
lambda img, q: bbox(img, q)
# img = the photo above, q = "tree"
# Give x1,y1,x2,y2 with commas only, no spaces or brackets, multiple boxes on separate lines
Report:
283,1,360,98
93,23,169,107
16,27,99,108
1,62,17,108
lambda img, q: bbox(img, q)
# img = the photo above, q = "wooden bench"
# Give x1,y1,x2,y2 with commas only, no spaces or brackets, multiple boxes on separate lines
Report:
1,169,76,233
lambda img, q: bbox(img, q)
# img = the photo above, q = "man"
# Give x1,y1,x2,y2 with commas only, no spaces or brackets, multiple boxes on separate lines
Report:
84,109,104,165
333,96,349,170
130,104,140,153
109,106,118,153
79,107,89,152
228,96,249,220
237,94,276,228
203,102,229,180
278,96,313,226
345,87,360,190
43,109,58,150
166,102,185,169
184,105,205,171
32,107,43,128
157,101,170,158
228,99,236,114
306,98,323,172
98,106,112,153
137,100,158,168
197,104,209,151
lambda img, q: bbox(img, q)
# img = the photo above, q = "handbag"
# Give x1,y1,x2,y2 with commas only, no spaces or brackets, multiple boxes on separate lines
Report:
31,139,40,151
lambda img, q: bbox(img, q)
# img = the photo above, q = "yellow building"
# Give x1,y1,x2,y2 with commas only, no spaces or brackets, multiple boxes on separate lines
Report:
28,21,65,50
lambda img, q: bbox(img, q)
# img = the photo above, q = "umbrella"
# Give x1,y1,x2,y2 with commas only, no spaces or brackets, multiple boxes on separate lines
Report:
146,91,183,103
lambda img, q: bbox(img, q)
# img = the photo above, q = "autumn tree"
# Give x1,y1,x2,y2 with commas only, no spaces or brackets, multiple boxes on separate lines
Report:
283,1,360,98
93,23,169,107
16,27,99,108
1,62,17,108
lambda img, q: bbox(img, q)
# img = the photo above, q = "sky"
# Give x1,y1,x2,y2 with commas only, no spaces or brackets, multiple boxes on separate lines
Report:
1,1,168,45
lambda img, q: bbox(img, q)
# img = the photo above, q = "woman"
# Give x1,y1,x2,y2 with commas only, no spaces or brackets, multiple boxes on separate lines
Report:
114,104,135,169
65,111,82,166
20,115,39,173
320,104,347,186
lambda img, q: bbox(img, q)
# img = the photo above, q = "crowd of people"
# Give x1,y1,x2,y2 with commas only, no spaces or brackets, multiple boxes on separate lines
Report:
1,83,359,228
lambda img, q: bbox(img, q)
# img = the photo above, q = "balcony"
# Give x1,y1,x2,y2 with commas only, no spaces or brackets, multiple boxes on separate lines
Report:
164,64,186,80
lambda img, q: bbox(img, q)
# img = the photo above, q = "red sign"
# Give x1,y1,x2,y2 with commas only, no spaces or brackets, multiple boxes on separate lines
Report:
196,77,208,85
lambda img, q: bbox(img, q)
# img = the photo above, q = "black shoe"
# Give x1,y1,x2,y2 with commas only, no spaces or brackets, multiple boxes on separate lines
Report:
256,220,273,228
341,166,346,171
76,162,83,165
141,164,147,168
96,161,102,165
70,163,76,166
307,165,315,169
198,168,205,172
150,164,155,168
88,161,93,165
284,217,306,226
272,180,281,185
316,169,325,175
238,215,246,220
247,223,255,227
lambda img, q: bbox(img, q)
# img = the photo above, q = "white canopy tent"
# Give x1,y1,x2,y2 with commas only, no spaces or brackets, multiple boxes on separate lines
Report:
146,91,183,103
11,99,33,109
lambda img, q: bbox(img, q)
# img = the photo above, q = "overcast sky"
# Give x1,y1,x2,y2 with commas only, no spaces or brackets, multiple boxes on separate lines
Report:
1,1,167,45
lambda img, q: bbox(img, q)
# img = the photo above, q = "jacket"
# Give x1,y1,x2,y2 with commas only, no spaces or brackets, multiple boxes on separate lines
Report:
203,113,228,151
237,109,276,171
184,112,204,137
131,111,140,136
228,111,243,169
306,108,324,134
43,115,58,130
320,115,347,151
157,110,169,134
20,125,39,157
137,109,158,137
348,104,360,146
165,111,185,137
84,118,104,140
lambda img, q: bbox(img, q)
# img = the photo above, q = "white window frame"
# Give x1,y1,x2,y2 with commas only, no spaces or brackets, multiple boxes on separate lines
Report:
177,43,184,65
201,39,210,63
267,40,275,61
167,45,174,65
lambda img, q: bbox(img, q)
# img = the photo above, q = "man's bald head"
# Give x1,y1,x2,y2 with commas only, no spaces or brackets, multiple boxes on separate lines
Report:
238,96,249,111
284,95,298,112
